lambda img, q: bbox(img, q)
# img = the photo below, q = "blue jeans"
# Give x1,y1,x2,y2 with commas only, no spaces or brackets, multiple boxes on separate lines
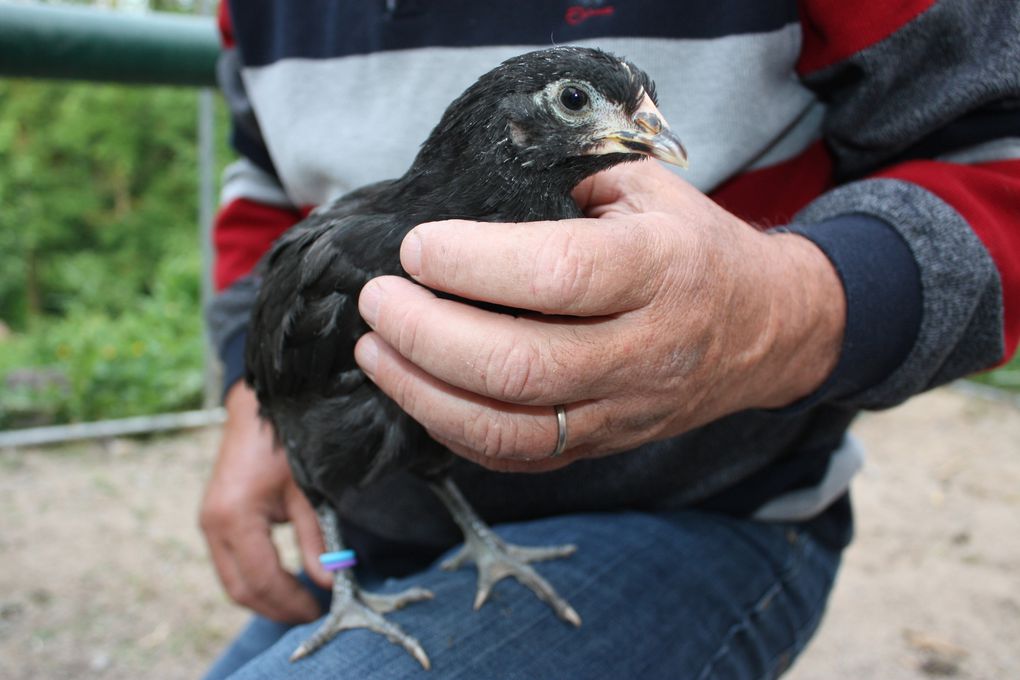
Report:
204,509,842,679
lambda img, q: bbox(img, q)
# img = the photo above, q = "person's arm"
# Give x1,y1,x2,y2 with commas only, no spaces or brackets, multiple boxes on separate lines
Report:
352,162,846,470
778,0,1020,409
200,382,330,621
352,0,1020,469
200,2,330,623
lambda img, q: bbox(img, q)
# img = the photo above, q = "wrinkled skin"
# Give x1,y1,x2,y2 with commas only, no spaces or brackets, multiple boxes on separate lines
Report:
200,384,332,623
201,160,845,618
354,161,845,472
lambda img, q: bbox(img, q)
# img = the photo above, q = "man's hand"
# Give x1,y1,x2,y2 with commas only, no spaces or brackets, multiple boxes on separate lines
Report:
353,162,846,472
200,382,332,622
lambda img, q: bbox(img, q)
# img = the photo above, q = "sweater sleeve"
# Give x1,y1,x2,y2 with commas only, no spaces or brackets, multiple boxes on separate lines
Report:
786,0,1020,410
205,1,303,395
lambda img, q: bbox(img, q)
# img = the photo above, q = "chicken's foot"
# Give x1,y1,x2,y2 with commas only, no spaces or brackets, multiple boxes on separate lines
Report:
289,506,434,669
429,476,581,627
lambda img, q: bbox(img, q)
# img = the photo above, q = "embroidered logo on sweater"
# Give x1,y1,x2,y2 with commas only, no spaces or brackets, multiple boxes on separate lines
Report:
565,2,615,26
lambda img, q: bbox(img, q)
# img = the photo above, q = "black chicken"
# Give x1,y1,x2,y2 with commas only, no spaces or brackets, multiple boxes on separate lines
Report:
246,46,688,668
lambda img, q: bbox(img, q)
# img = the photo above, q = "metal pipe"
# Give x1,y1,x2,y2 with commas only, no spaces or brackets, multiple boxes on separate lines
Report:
0,3,226,439
0,408,226,449
197,0,221,408
0,2,218,87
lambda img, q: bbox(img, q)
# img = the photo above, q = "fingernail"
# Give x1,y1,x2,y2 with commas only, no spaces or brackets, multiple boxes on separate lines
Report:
359,280,382,327
355,334,379,377
401,230,423,277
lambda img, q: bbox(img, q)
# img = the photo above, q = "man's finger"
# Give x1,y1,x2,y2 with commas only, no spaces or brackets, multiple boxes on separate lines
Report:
570,162,632,212
399,217,661,316
355,331,611,467
223,521,322,623
359,276,641,406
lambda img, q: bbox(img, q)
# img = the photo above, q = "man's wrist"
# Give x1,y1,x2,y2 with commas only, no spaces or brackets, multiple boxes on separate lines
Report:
744,230,847,409
782,215,923,405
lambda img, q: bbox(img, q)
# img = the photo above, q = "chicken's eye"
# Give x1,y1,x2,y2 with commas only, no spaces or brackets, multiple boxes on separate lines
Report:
559,86,589,112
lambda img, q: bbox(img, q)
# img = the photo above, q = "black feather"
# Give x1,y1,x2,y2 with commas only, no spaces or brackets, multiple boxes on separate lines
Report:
246,47,659,510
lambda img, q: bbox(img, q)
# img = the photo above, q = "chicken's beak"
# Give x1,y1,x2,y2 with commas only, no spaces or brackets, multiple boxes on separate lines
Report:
589,93,688,169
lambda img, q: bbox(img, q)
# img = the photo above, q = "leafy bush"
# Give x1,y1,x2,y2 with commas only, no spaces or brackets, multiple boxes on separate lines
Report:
0,244,205,428
0,77,229,427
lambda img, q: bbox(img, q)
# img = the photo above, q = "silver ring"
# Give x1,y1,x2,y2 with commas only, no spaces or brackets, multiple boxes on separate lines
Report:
551,405,568,458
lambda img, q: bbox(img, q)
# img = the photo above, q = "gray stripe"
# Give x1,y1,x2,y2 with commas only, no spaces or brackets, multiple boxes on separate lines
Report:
746,99,825,172
803,0,1020,180
217,47,267,157
937,137,1020,165
241,26,820,205
220,158,295,208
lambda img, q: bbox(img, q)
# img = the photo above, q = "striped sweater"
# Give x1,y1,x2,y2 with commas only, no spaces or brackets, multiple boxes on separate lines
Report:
207,0,1020,549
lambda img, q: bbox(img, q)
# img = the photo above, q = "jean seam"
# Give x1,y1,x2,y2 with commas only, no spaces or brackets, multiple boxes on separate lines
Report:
760,541,839,679
693,529,812,680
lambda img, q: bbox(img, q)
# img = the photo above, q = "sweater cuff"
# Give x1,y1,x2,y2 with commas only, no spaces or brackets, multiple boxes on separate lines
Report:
780,214,922,405
220,330,248,401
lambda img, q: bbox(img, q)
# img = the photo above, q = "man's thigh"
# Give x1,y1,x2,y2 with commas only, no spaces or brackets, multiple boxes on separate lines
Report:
225,510,841,680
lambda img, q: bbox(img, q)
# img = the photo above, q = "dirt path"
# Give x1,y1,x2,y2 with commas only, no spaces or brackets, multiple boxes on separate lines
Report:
1,386,1017,679
788,387,1020,679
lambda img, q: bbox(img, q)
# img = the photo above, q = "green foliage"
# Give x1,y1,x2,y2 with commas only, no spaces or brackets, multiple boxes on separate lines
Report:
0,80,204,324
34,0,201,11
0,77,229,427
972,352,1020,391
0,245,205,427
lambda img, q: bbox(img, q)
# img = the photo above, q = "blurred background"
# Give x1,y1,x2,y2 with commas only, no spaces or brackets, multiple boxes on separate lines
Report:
0,0,227,434
0,2,1017,679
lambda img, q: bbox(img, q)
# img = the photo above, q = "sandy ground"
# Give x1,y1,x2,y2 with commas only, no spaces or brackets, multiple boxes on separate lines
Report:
0,386,1017,679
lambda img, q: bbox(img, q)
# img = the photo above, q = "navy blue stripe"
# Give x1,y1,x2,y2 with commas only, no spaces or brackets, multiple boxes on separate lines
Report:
221,329,248,399
229,0,797,67
784,215,922,405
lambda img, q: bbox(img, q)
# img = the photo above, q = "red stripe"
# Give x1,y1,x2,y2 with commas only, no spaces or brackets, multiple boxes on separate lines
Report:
710,140,834,229
213,199,303,290
876,159,1020,363
797,0,935,75
218,1,235,49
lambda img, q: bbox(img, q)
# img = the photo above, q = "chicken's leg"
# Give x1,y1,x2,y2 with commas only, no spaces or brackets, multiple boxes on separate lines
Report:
430,476,581,627
290,506,434,669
